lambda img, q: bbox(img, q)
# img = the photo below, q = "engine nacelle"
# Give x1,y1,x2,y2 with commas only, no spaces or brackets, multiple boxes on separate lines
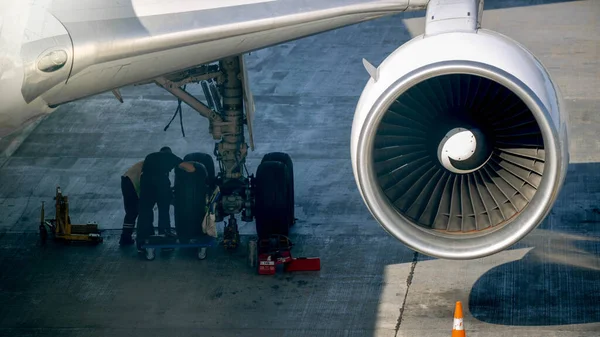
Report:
351,28,569,260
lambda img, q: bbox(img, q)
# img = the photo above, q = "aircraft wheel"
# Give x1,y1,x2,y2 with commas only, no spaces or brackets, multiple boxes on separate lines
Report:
255,161,290,239
174,162,208,242
183,152,216,190
261,152,295,228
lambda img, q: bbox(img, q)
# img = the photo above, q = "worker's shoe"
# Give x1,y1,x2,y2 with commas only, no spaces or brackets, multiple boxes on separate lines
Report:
119,234,135,246
158,228,176,238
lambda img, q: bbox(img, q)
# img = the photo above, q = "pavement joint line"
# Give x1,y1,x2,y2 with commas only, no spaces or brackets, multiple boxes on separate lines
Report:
394,250,419,337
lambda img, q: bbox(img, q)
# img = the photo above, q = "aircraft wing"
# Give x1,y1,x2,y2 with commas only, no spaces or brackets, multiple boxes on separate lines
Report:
2,0,574,137
28,0,429,106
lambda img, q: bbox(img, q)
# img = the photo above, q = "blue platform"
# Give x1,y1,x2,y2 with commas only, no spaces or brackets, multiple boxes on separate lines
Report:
141,235,216,249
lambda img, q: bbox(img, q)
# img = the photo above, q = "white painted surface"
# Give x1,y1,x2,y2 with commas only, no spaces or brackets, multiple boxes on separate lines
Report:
453,317,464,330
50,0,278,23
23,0,65,43
0,1,54,137
438,128,477,174
351,28,566,196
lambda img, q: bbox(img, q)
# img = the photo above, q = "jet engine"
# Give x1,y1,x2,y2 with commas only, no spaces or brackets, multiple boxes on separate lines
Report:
351,22,569,259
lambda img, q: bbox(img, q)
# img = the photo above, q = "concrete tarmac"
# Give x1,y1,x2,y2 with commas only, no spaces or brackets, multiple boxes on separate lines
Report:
0,0,599,336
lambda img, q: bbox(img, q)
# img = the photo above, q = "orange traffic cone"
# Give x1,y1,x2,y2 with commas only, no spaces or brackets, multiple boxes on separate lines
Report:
452,301,466,337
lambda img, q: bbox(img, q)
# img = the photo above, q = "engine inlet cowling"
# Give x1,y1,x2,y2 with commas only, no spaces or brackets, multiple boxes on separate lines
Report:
351,30,569,260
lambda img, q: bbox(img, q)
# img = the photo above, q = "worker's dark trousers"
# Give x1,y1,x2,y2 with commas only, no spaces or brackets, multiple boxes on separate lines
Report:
121,176,138,234
136,174,172,243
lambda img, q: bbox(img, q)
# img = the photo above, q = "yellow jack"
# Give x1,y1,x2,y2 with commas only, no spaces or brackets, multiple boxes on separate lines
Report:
39,186,103,245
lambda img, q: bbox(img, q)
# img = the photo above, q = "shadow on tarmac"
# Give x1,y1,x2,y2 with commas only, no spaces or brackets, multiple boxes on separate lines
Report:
469,162,600,326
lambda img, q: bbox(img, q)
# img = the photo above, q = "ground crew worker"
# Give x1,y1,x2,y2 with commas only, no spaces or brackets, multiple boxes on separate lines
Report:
136,147,195,250
119,160,144,246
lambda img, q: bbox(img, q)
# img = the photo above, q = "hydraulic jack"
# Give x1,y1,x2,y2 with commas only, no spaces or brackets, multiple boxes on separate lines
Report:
222,215,240,250
39,186,103,245
256,235,320,275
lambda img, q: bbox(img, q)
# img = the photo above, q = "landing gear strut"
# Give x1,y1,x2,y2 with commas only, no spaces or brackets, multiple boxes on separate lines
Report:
154,55,294,248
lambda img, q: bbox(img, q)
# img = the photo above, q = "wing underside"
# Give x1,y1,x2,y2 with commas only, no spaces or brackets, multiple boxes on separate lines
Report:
30,0,427,105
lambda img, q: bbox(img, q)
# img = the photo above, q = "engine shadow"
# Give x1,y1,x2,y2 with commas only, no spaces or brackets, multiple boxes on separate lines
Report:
469,162,600,326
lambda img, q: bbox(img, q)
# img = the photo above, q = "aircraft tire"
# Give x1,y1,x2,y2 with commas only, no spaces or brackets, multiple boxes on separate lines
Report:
261,152,295,228
254,160,290,239
183,152,216,190
174,162,208,243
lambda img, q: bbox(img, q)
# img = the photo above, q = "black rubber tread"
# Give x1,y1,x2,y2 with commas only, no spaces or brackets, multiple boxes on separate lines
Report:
183,152,216,190
174,162,208,243
254,161,290,239
261,152,295,227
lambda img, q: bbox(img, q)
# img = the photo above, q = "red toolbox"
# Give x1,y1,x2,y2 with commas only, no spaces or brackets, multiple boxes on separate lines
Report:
256,235,320,275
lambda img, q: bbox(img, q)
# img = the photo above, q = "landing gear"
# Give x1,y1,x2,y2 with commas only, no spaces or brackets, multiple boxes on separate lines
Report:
255,156,294,239
154,55,295,250
261,152,295,227
182,152,216,190
222,215,240,249
174,160,208,243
